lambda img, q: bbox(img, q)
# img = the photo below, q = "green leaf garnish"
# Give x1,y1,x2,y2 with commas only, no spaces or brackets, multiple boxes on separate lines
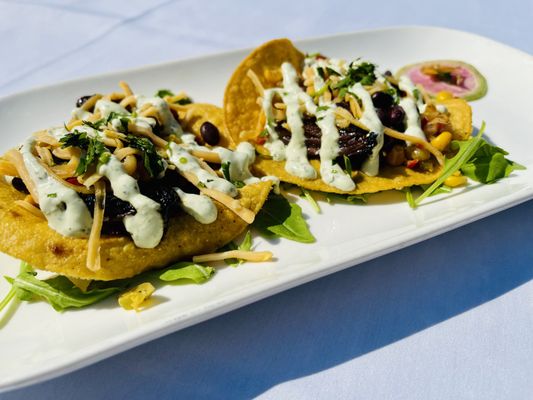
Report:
222,231,253,267
175,97,192,105
300,188,321,213
333,61,376,90
125,134,165,177
460,141,525,183
155,89,174,98
60,130,107,176
159,262,214,283
221,161,231,181
6,263,119,311
253,193,315,243
343,155,352,176
413,122,487,207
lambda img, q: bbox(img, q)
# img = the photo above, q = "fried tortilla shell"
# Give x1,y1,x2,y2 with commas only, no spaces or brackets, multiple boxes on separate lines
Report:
223,38,473,194
178,103,234,148
0,179,271,280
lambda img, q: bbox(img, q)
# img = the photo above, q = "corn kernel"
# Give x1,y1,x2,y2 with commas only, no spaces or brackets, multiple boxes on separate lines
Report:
430,131,452,151
436,91,454,101
118,282,155,311
444,174,467,187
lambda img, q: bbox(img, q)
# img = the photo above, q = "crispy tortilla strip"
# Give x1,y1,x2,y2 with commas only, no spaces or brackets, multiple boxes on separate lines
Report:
0,179,271,280
223,38,305,144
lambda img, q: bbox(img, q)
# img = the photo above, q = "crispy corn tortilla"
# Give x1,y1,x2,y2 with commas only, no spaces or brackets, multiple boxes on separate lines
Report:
178,103,234,148
0,179,271,280
224,38,305,143
223,38,473,194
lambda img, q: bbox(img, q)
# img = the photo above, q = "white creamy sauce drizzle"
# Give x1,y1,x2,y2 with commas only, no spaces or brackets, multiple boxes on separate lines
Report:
136,96,183,136
175,189,217,224
94,99,129,119
398,75,428,143
20,138,93,237
312,60,355,191
98,155,163,248
350,83,384,177
262,61,358,190
399,76,424,112
71,108,92,121
399,97,427,142
47,126,69,141
167,142,237,197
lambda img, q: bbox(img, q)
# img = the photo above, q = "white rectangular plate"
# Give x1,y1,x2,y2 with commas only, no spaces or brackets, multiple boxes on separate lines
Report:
0,26,532,392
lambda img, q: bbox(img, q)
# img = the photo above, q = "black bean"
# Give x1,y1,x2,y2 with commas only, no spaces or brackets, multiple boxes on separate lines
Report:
76,95,95,108
371,91,394,109
11,177,29,194
200,121,220,146
388,105,406,128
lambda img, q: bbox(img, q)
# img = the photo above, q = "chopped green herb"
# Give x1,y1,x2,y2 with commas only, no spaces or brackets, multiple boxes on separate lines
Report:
82,119,106,130
221,162,231,181
197,182,206,188
126,135,166,177
175,97,192,105
179,157,188,164
259,129,269,138
47,193,57,198
326,67,340,76
316,67,326,79
60,130,107,175
233,180,245,188
316,105,329,113
312,84,329,98
155,89,174,98
333,61,376,90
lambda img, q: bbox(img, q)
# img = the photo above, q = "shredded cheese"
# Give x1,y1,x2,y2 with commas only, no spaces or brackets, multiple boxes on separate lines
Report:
180,171,256,224
86,181,105,272
193,250,273,263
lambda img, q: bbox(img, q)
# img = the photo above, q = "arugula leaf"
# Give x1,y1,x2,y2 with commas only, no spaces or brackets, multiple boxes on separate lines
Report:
414,122,487,206
159,262,214,283
459,141,525,183
300,188,321,213
343,155,352,176
222,231,253,267
155,89,174,98
125,134,165,177
326,193,368,204
7,263,119,311
253,193,315,243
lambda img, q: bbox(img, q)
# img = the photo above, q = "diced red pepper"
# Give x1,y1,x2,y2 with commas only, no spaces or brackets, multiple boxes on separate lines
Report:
406,159,419,169
256,137,267,145
66,177,81,186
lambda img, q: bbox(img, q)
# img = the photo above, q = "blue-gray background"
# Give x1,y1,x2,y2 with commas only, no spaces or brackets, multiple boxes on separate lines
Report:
1,1,532,399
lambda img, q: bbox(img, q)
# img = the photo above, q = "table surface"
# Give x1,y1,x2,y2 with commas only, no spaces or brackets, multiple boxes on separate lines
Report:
1,1,532,399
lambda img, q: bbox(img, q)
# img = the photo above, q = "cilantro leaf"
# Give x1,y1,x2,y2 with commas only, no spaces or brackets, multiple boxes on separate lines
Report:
125,135,165,177
60,130,107,175
155,89,174,98
333,62,376,90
